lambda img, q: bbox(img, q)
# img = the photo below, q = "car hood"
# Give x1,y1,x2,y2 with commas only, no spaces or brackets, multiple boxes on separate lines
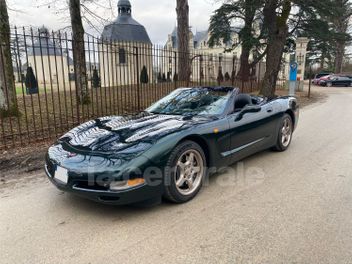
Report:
58,112,209,157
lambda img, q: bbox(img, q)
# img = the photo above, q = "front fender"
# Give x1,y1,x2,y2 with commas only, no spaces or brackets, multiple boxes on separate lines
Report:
143,118,229,168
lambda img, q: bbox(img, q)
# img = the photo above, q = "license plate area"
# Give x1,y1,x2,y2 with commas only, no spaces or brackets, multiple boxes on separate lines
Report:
54,166,69,185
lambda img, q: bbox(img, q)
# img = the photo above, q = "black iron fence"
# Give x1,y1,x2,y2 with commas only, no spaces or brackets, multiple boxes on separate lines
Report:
0,27,288,149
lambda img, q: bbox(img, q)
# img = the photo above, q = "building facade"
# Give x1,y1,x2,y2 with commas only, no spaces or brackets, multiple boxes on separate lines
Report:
162,26,293,83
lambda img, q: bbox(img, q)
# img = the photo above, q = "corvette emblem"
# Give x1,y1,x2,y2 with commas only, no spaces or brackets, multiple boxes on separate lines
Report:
67,152,77,158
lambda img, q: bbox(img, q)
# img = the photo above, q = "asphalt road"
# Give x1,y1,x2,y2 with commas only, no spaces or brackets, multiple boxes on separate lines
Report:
1,86,352,264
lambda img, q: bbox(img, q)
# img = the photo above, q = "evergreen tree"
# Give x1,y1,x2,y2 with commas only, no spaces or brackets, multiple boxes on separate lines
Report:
209,0,265,81
167,72,171,82
231,70,236,83
299,0,352,72
140,65,149,84
157,72,162,82
217,67,224,84
209,0,337,97
25,66,38,95
224,72,230,81
331,0,352,73
173,73,179,82
92,67,100,88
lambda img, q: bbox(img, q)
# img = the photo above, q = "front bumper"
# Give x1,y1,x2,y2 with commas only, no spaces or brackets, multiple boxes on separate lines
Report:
44,164,163,205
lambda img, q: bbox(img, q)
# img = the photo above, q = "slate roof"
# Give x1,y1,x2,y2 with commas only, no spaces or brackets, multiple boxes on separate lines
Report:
28,37,63,56
167,26,240,49
193,31,208,48
27,34,73,66
101,0,151,43
168,27,196,49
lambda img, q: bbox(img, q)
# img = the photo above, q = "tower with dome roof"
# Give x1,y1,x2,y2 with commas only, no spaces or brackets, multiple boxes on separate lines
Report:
99,0,152,86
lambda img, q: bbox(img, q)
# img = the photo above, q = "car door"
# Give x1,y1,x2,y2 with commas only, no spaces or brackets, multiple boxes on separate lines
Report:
224,101,281,163
334,77,342,86
330,77,338,86
333,77,348,86
339,77,351,86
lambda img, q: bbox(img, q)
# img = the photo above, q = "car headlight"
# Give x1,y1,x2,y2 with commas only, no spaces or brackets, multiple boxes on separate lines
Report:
109,178,145,191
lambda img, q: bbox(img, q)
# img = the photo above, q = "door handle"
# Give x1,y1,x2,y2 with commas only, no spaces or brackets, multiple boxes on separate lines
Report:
266,108,273,113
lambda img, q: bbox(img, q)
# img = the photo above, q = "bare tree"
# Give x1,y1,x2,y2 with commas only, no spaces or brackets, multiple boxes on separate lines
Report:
176,0,190,84
36,0,115,34
69,0,89,104
36,0,116,104
0,0,18,116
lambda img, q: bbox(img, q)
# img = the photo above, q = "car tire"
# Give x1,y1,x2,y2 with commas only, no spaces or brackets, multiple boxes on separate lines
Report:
327,82,332,87
272,114,293,152
163,140,207,203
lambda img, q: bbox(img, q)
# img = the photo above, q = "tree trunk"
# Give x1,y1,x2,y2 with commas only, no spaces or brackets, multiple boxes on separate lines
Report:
332,0,349,74
335,41,345,73
236,1,256,82
320,51,326,69
69,0,89,104
176,0,190,84
237,48,251,81
260,0,291,98
0,0,17,115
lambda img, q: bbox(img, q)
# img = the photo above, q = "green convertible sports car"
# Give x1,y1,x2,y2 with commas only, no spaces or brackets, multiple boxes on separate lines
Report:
45,87,299,205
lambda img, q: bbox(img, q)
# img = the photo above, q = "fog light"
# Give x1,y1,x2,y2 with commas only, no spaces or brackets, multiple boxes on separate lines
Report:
109,178,145,191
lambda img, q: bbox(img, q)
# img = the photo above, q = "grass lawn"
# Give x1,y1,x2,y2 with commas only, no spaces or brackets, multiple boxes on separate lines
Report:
16,86,45,95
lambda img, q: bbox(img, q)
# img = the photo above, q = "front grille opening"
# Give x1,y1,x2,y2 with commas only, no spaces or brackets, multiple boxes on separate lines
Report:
99,196,120,202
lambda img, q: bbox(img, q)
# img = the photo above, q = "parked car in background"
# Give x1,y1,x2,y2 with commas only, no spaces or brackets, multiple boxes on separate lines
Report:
317,75,334,85
340,74,352,79
320,76,352,87
313,73,331,85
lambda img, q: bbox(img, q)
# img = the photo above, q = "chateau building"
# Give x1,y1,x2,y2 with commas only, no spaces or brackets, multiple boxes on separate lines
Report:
163,27,246,82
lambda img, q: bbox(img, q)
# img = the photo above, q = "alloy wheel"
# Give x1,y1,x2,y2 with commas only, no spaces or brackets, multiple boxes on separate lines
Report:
174,149,204,196
281,118,292,147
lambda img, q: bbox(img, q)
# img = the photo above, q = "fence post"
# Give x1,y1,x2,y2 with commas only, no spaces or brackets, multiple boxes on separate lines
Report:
199,55,203,87
135,46,140,111
232,55,235,87
174,51,177,90
257,61,262,91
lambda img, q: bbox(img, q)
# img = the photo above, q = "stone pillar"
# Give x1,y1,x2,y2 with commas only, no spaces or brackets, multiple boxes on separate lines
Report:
295,37,309,81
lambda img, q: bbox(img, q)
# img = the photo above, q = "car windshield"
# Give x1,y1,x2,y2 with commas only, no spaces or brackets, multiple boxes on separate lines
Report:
146,88,232,116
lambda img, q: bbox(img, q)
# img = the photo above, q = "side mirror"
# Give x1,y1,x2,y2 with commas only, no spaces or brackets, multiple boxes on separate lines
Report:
235,105,261,121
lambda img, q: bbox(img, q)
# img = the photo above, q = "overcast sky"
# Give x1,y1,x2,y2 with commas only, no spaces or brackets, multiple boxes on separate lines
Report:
7,0,221,44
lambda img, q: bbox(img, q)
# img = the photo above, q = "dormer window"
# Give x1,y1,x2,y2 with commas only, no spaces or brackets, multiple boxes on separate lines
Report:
118,7,131,14
118,0,132,16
